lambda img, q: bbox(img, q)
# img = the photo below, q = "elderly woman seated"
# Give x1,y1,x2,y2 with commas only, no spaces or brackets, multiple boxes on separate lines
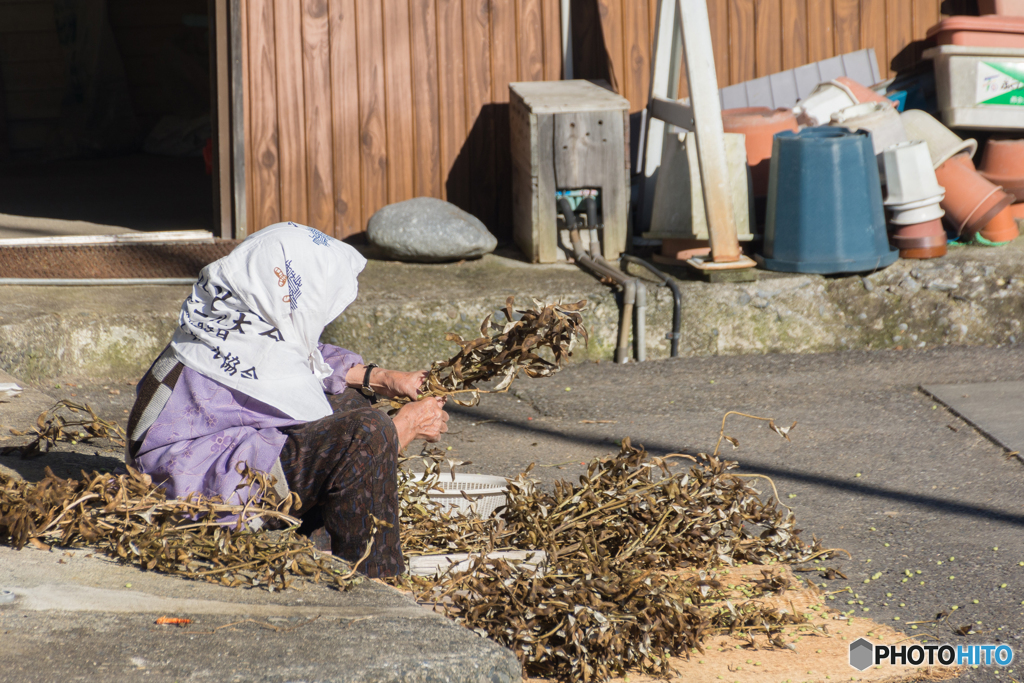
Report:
125,223,448,578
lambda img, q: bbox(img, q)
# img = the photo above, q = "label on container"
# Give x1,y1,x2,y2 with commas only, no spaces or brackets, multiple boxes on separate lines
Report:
977,62,1024,106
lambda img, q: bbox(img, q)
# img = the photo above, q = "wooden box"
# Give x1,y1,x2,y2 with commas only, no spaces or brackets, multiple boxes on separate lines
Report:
509,81,631,264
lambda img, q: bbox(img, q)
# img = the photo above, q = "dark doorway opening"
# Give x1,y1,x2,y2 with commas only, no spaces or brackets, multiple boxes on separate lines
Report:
0,0,215,239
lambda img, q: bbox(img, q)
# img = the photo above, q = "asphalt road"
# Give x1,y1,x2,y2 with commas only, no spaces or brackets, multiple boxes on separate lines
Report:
9,343,1024,683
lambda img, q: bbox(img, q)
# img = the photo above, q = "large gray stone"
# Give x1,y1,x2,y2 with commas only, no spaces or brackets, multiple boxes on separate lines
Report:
367,197,497,262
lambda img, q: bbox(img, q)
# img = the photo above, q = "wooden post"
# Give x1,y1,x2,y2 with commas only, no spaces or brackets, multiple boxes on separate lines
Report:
229,0,248,239
559,0,573,79
676,0,740,263
210,0,232,239
638,0,681,234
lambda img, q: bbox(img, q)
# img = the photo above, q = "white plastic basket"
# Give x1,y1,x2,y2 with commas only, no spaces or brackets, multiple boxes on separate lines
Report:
409,473,508,518
408,550,547,578
924,45,1024,131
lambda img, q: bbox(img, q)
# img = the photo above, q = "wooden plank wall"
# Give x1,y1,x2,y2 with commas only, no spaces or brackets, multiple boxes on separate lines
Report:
650,0,945,99
241,0,947,240
242,0,563,240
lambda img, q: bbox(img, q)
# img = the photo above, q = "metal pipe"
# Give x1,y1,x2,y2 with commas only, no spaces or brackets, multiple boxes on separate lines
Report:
558,198,636,363
557,198,616,281
582,196,601,259
0,278,196,286
616,279,636,364
633,278,647,362
621,254,682,358
579,195,646,362
559,0,573,79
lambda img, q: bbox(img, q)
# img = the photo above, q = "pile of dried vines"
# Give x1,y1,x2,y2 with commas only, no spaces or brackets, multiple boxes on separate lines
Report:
1,400,126,458
0,465,363,591
393,297,587,407
393,430,838,682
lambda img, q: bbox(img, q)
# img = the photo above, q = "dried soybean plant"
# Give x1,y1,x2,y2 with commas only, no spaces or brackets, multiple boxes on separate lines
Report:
1,400,126,459
0,465,364,591
392,432,841,682
392,297,588,408
396,452,494,557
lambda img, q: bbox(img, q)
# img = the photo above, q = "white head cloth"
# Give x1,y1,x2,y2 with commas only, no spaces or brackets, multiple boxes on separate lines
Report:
170,222,367,422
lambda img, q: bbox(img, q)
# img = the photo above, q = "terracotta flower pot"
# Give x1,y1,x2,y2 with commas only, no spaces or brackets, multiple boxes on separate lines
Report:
1011,203,1024,222
833,77,898,108
979,206,1020,243
935,152,1015,235
722,107,799,198
949,152,978,171
890,218,948,259
978,138,1024,200
979,0,1024,15
926,15,1024,48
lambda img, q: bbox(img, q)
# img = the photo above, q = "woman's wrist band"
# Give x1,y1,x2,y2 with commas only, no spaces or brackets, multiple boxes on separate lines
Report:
360,363,379,402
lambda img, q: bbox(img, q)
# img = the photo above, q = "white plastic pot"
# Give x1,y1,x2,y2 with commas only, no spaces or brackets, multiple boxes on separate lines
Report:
830,102,908,182
887,202,947,226
883,141,946,226
793,81,858,127
900,109,978,169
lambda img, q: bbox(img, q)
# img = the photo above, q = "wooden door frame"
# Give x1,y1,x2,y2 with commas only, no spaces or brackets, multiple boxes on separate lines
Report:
209,0,247,239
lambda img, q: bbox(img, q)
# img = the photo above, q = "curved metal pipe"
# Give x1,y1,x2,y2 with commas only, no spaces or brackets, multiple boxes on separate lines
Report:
621,254,681,358
633,278,647,362
616,279,636,364
582,196,601,259
581,194,646,362
558,198,637,363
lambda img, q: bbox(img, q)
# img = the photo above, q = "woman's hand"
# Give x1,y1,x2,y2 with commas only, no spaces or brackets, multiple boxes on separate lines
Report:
391,397,449,450
345,365,427,401
379,369,428,401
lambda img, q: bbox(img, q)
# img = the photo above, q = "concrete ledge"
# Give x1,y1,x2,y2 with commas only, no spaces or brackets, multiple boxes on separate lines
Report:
0,546,521,683
1,243,1023,383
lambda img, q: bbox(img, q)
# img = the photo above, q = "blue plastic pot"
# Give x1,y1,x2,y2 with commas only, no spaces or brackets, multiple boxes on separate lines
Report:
760,127,897,274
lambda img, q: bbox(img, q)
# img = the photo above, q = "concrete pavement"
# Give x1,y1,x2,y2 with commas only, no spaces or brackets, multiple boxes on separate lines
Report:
4,346,1024,681
3,239,1024,681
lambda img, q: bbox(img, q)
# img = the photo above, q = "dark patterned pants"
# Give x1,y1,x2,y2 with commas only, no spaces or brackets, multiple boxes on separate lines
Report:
277,389,404,578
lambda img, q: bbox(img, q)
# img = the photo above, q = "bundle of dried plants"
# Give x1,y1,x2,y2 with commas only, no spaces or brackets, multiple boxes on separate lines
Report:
0,465,364,591
392,297,587,407
1,400,126,458
392,428,842,682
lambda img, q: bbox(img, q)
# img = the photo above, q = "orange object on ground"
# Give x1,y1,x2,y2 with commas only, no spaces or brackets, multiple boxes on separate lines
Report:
652,238,711,266
926,15,1024,48
722,107,799,198
890,218,948,259
980,206,1021,242
978,137,1024,200
1010,203,1024,221
935,152,1015,236
155,616,192,625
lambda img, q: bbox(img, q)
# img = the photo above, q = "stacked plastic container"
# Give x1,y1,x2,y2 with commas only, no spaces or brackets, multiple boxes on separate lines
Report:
922,9,1024,130
920,3,1024,241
